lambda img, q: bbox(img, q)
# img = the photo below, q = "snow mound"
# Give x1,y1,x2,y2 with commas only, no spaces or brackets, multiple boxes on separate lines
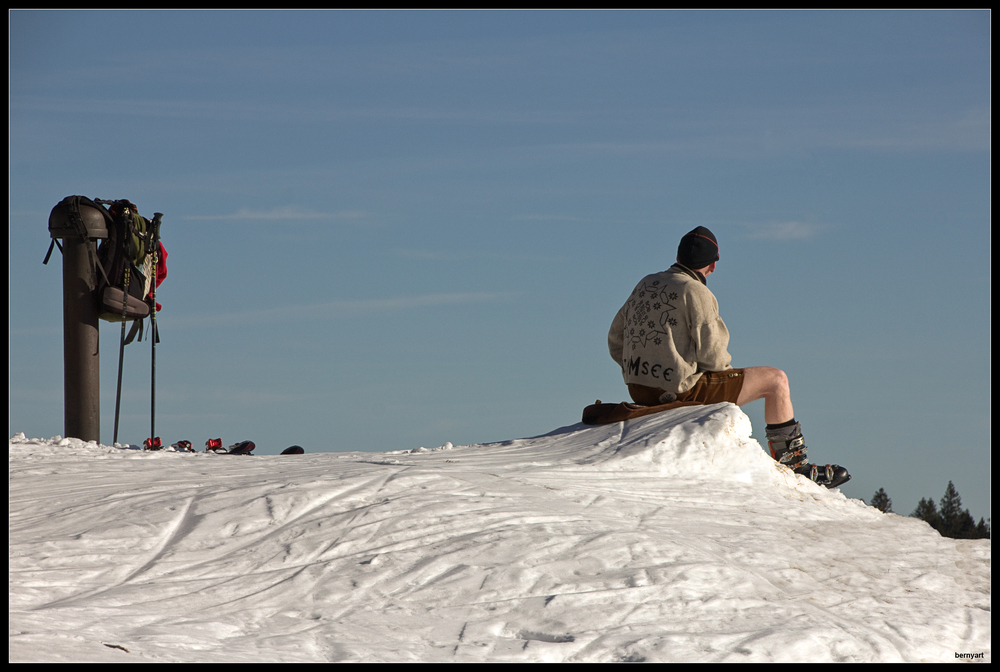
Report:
9,404,990,663
561,404,793,482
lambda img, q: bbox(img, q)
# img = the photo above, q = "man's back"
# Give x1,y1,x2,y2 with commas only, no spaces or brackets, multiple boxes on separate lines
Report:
608,264,732,397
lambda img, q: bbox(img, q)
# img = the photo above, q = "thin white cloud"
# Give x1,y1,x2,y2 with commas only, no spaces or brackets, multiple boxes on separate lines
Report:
511,214,587,222
739,221,826,241
183,207,371,222
168,291,520,328
393,249,466,261
532,104,990,160
392,249,559,264
13,92,988,157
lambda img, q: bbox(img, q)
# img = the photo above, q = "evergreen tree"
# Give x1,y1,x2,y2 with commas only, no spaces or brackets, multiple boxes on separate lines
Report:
951,510,978,539
974,517,991,539
910,497,941,533
911,482,990,539
870,488,893,513
938,481,964,537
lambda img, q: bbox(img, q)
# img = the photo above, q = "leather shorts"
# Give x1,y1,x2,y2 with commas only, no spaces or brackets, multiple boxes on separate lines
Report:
628,368,745,406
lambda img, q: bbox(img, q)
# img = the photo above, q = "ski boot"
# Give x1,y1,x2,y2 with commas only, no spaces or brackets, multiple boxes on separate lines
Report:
799,463,851,489
205,438,226,453
228,440,256,455
766,421,850,489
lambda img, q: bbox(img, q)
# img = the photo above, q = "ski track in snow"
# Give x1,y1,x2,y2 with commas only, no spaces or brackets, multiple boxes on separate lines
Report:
9,403,991,662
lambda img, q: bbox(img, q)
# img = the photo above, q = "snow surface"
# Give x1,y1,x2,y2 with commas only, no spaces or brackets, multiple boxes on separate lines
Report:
9,403,990,663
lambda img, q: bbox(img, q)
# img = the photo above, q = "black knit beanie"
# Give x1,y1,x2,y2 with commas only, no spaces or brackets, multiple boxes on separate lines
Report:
677,226,720,269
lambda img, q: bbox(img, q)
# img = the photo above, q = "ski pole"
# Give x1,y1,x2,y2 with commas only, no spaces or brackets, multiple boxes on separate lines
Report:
149,213,162,445
113,268,130,446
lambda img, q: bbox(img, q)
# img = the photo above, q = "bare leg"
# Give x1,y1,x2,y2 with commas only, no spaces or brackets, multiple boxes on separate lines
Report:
736,366,794,425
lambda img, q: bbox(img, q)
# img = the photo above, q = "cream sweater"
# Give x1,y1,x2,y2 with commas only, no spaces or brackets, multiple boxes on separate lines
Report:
608,265,733,396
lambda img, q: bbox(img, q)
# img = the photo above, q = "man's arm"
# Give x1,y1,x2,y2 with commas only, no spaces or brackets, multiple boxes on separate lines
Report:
608,305,626,370
690,290,732,373
693,316,733,373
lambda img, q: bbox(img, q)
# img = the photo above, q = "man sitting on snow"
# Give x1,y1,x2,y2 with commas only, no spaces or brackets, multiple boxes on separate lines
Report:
607,226,848,488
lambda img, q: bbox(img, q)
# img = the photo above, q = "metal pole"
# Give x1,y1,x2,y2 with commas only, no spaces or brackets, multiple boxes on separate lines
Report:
113,320,126,445
61,233,101,443
149,213,162,445
150,263,157,444
113,267,130,446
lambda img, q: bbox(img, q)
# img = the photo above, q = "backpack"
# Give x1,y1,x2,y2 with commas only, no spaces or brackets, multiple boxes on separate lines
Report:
94,199,153,323
45,196,163,342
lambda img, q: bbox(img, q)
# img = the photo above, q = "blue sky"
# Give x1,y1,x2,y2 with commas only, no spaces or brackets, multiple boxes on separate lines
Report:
10,10,991,520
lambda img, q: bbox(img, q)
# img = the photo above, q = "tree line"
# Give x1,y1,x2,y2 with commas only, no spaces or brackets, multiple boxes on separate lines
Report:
869,481,990,539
